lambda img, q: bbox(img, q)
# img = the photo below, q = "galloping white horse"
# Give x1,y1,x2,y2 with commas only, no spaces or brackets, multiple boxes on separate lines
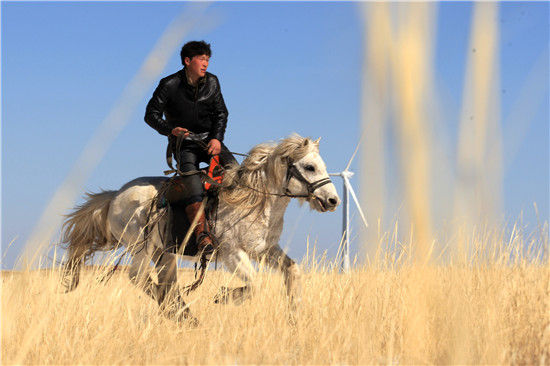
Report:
61,134,340,322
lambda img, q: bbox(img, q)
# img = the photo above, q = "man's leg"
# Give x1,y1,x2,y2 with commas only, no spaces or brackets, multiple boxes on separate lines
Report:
166,146,215,255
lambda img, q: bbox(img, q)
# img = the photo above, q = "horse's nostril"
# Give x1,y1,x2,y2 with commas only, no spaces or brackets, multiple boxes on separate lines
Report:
328,198,338,206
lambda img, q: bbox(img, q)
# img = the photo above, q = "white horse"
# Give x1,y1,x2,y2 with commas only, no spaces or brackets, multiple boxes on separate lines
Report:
61,134,340,322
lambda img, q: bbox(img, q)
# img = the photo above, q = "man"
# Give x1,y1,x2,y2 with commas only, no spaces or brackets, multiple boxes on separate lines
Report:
144,40,236,255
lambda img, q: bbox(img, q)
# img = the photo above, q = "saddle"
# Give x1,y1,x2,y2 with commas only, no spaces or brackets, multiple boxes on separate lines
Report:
161,194,219,256
157,156,223,256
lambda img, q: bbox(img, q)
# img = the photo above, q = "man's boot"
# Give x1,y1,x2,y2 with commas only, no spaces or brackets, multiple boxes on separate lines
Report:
167,204,187,253
184,201,216,255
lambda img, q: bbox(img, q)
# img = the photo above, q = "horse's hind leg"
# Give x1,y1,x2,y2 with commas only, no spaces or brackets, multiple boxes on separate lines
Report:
152,250,197,324
62,245,88,292
128,248,196,324
214,249,257,305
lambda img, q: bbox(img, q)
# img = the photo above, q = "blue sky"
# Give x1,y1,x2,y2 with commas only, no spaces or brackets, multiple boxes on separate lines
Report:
2,2,548,269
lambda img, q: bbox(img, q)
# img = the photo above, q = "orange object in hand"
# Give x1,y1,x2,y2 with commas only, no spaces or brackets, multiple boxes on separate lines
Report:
204,155,223,191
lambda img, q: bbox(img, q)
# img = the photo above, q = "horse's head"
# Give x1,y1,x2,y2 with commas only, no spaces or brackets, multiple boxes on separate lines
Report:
275,136,340,212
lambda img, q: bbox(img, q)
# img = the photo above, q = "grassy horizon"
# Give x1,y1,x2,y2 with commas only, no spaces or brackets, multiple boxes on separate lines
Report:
2,230,548,365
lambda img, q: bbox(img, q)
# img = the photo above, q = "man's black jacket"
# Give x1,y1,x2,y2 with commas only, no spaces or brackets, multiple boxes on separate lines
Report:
144,69,228,142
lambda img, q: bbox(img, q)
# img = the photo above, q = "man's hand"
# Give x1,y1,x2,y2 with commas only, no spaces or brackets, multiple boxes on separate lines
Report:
171,127,189,137
207,139,221,155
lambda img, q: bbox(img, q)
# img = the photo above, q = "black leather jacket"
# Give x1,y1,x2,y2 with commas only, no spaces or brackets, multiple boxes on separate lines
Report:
144,69,228,142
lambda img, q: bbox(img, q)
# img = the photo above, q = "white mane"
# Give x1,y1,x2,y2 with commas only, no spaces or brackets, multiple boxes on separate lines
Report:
220,134,319,213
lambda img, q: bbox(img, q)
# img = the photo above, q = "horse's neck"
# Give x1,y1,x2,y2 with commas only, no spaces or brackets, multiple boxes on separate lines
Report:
266,195,291,226
260,195,291,247
260,174,291,226
218,161,292,233
219,186,291,228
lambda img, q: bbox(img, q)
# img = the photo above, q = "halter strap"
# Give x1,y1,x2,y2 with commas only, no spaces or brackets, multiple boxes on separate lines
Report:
284,163,333,198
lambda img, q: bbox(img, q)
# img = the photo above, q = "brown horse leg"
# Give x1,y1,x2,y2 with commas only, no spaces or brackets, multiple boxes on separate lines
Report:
152,249,197,325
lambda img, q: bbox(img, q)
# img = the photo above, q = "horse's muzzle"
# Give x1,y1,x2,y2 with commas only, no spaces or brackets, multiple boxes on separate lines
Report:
314,194,340,212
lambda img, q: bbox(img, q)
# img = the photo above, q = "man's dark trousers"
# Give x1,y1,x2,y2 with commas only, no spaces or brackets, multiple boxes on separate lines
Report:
166,140,237,206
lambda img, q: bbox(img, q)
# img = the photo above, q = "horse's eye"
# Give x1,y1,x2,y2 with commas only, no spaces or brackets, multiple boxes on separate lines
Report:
304,165,315,172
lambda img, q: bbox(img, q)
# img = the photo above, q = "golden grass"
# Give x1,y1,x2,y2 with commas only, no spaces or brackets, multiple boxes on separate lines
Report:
2,239,548,365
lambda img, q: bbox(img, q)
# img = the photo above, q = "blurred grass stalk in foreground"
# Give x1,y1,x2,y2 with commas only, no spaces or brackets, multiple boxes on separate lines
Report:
358,3,548,363
359,2,544,262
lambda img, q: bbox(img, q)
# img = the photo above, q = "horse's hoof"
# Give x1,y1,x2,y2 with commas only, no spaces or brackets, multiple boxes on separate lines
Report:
175,312,199,327
61,276,79,293
186,316,200,328
214,286,250,305
288,312,298,327
213,286,230,304
169,309,199,327
231,293,246,306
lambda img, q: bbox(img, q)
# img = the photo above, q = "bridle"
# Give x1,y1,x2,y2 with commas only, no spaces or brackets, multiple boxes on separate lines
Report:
229,159,333,200
282,161,333,199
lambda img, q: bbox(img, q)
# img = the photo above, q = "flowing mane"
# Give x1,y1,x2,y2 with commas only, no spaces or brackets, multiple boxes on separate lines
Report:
220,134,319,212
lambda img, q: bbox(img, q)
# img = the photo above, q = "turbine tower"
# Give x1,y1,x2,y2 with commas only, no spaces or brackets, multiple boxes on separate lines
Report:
330,142,369,272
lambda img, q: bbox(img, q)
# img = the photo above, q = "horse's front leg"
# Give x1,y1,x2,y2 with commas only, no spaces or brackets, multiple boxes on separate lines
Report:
263,245,302,309
214,249,257,305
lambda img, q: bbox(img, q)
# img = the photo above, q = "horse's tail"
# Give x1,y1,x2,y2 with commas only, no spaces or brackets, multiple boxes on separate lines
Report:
61,190,117,292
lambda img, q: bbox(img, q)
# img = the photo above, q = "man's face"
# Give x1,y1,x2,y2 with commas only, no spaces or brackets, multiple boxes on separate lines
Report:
185,54,210,79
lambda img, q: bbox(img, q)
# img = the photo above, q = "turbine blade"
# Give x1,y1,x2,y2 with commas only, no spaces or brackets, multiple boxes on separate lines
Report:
344,132,364,172
343,176,369,229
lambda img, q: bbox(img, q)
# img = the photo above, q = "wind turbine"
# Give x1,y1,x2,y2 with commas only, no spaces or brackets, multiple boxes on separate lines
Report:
329,140,369,272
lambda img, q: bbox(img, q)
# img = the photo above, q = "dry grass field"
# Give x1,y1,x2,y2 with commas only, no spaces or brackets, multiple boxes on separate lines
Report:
2,236,548,365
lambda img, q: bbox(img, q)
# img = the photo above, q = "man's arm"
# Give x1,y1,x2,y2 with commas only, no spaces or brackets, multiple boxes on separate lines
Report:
209,75,229,142
144,80,172,136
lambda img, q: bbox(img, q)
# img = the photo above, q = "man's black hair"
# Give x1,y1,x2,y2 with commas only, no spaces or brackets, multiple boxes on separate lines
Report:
180,40,212,65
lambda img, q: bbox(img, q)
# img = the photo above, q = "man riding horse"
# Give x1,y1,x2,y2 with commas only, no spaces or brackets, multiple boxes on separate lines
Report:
61,41,340,323
144,40,236,256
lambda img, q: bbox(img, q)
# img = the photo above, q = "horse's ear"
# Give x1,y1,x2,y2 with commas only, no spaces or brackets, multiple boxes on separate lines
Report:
302,139,309,147
314,137,321,145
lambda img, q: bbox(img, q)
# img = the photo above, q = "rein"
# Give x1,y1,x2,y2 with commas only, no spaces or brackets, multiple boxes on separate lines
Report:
165,132,333,199
283,163,332,198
